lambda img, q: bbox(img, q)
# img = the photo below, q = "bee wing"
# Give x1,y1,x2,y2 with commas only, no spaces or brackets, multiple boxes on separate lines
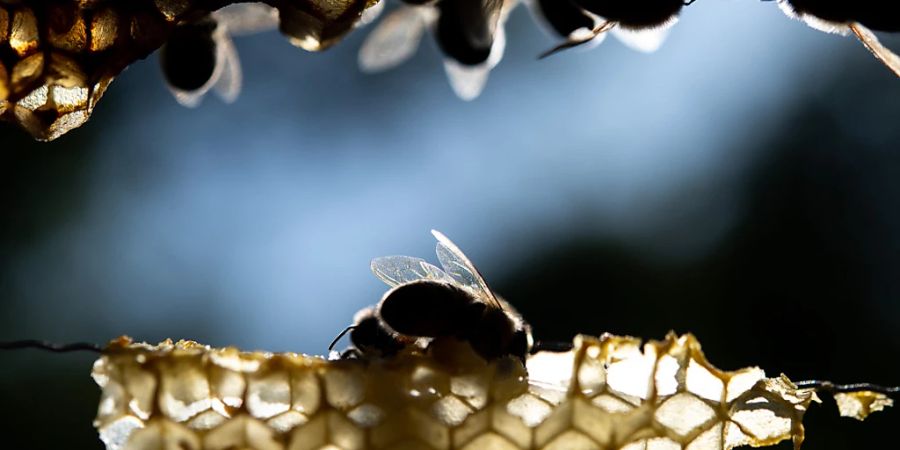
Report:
212,4,279,37
371,256,454,287
431,230,502,309
850,23,900,77
358,6,431,73
212,32,242,104
611,21,674,53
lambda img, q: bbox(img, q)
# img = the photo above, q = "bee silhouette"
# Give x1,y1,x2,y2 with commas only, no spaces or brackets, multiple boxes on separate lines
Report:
331,230,534,363
159,4,279,107
776,0,900,77
358,1,516,100
535,0,691,57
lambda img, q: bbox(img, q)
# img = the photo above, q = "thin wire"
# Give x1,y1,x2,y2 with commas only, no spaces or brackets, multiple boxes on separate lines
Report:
530,340,574,354
0,339,103,353
795,380,900,395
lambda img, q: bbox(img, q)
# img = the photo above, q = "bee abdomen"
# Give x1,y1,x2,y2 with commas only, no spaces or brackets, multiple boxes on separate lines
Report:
435,0,499,66
574,0,683,28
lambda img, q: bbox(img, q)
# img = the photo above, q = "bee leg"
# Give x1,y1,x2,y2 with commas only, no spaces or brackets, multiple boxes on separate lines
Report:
340,348,363,359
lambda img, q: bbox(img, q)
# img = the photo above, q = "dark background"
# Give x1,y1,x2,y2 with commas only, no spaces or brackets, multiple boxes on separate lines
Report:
1,1,898,449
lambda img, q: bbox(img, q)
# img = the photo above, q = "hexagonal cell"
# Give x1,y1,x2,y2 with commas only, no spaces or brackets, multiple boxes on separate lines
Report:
247,371,292,419
323,367,366,410
452,409,491,448
576,355,607,398
187,409,228,430
506,393,552,428
459,432,518,450
46,5,87,52
288,414,327,450
685,423,723,450
620,437,682,450
10,8,39,56
654,355,681,397
124,419,200,450
95,378,128,423
288,411,364,450
204,415,282,450
89,8,118,52
533,399,574,448
98,415,144,450
432,395,474,427
408,404,450,449
122,366,157,420
292,369,322,415
268,410,309,433
730,406,791,443
450,374,489,410
542,430,600,450
328,411,366,450
686,360,723,403
158,360,211,422
407,365,450,402
590,394,635,414
347,403,384,428
209,366,246,412
607,350,655,401
725,368,764,403
654,393,716,438
527,351,574,404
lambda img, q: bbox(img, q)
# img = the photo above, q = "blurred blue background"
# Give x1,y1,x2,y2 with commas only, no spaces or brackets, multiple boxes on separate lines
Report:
1,1,899,449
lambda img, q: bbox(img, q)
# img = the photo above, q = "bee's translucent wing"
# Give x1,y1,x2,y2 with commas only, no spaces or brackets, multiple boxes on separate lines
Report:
371,256,453,287
850,23,900,77
212,4,280,37
611,20,674,53
359,6,430,73
431,230,501,308
212,33,242,103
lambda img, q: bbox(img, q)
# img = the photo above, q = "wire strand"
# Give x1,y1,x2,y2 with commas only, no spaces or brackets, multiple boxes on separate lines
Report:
0,339,103,354
794,380,900,395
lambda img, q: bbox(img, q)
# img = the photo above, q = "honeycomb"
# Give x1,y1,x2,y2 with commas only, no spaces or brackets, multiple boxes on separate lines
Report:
0,0,378,140
92,332,888,450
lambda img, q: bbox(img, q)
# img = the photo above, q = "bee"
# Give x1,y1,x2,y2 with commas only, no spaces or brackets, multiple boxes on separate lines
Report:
332,230,533,363
776,1,900,77
358,1,516,100
159,4,279,107
536,0,688,57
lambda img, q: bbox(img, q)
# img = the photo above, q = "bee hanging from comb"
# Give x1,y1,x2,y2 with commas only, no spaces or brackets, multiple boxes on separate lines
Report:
159,4,280,107
358,0,517,100
775,0,900,77
534,0,692,58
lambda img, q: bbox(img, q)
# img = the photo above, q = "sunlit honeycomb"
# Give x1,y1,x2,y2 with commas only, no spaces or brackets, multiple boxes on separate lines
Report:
0,0,378,140
89,332,884,450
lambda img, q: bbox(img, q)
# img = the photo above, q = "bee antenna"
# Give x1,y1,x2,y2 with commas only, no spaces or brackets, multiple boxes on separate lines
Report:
530,340,575,354
0,339,103,354
794,380,900,396
328,326,357,352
